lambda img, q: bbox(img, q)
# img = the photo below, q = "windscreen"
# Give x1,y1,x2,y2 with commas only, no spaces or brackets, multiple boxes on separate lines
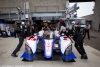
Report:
43,30,54,39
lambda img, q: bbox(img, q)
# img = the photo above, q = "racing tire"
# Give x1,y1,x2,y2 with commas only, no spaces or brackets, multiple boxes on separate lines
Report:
67,59,75,62
37,40,44,51
22,58,34,62
62,57,75,62
62,58,66,62
44,57,52,60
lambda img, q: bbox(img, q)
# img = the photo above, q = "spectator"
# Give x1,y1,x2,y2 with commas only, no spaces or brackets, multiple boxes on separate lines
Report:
49,24,51,29
13,22,18,38
31,24,35,35
17,26,21,37
41,23,44,30
33,22,37,33
27,21,31,37
84,22,90,40
0,27,3,37
76,21,81,33
24,24,27,38
43,23,49,30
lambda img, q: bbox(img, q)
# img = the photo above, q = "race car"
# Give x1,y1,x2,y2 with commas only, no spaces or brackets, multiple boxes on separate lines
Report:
21,29,76,62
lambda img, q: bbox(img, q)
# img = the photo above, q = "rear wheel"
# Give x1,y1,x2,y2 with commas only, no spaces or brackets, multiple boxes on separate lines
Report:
22,58,34,62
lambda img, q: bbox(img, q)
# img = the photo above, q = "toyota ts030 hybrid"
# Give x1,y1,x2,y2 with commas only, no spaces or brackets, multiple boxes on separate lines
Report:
21,29,77,62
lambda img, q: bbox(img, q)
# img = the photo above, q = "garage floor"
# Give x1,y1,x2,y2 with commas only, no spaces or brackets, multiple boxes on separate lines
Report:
0,31,100,67
84,31,100,51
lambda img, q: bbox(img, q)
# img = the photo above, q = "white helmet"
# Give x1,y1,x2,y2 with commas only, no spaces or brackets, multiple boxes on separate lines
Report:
72,21,75,24
21,22,25,25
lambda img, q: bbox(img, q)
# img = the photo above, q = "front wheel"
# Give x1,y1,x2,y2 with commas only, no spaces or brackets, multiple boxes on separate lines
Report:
22,58,34,62
62,58,66,62
62,57,75,62
44,57,52,60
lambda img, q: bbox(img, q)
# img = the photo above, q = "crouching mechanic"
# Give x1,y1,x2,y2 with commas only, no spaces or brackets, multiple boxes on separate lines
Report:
11,22,26,57
65,28,88,59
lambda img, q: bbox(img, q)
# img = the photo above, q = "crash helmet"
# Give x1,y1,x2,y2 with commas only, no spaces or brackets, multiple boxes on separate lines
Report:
21,22,25,25
72,21,75,24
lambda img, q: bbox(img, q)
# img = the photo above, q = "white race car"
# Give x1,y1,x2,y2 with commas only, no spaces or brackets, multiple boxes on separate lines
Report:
21,29,76,62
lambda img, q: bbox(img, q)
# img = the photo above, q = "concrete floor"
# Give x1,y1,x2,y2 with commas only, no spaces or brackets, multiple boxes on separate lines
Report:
0,31,100,67
84,31,100,51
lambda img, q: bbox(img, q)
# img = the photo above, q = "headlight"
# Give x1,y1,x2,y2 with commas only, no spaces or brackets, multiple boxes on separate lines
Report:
64,45,72,55
25,44,33,55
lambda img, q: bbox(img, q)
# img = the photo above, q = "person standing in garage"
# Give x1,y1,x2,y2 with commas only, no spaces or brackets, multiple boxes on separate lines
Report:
11,22,26,57
27,21,31,37
13,22,18,38
84,22,90,40
31,24,35,35
76,21,81,33
59,23,66,35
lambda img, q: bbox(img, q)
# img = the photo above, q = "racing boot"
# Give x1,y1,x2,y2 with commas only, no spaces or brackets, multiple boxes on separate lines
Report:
11,53,18,57
81,54,88,59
